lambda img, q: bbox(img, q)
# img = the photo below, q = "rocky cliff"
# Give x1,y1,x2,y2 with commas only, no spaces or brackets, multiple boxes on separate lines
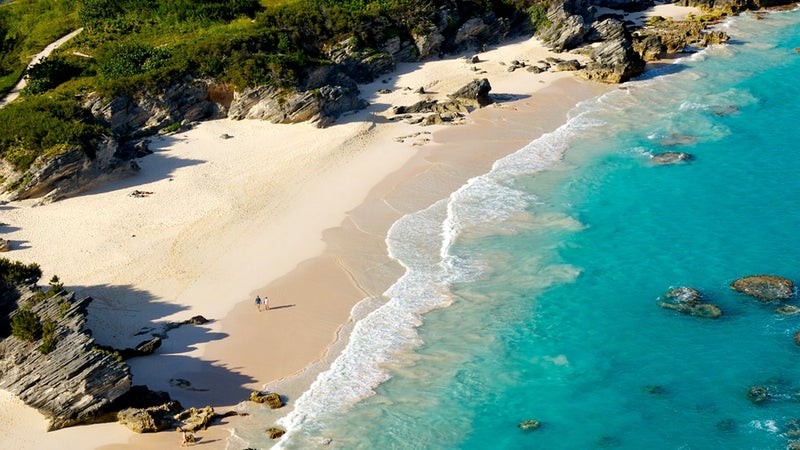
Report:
0,285,132,430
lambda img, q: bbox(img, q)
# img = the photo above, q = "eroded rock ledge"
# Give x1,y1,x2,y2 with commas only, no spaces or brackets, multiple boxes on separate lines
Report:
0,286,131,430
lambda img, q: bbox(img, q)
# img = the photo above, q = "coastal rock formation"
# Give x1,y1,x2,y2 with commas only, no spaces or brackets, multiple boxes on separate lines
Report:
0,137,140,204
84,77,226,138
267,427,286,439
633,18,730,56
449,78,494,107
657,286,722,318
392,79,493,125
578,25,647,83
730,275,794,301
174,405,216,432
117,401,183,433
651,152,693,164
228,84,368,128
795,330,800,346
250,391,284,409
0,288,132,430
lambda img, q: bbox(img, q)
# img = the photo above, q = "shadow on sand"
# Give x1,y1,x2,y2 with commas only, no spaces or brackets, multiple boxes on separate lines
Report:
72,282,256,408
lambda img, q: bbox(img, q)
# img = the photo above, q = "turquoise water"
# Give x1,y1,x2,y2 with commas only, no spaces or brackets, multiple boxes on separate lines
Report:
264,9,800,449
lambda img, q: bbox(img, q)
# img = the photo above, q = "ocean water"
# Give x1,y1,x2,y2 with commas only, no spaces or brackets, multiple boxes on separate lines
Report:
254,9,800,449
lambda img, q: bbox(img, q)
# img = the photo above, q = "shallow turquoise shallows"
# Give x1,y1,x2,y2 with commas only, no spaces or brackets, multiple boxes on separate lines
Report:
266,9,800,450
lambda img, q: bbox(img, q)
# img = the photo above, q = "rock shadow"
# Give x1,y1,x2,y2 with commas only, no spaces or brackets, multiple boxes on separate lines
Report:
71,282,254,408
70,133,205,198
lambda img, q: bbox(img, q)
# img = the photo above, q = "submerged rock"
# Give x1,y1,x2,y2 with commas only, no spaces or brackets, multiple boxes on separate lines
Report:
776,305,800,316
651,152,693,164
657,286,722,318
518,419,541,430
730,275,794,301
748,385,769,404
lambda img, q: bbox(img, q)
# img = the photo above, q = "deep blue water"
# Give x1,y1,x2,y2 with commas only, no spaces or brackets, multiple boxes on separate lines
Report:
260,9,800,449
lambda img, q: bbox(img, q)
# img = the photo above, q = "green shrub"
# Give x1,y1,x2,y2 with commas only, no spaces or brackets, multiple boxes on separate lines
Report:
38,318,58,354
0,96,106,172
98,42,172,80
48,275,65,296
10,308,41,342
21,56,85,96
528,3,551,32
0,258,42,284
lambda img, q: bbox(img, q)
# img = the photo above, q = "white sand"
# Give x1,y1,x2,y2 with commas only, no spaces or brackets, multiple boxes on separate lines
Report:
0,34,615,449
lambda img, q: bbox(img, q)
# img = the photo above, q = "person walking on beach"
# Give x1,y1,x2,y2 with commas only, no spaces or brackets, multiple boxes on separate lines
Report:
255,295,262,312
263,295,270,311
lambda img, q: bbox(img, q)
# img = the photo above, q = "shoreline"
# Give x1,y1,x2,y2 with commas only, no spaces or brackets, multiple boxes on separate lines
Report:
0,4,701,445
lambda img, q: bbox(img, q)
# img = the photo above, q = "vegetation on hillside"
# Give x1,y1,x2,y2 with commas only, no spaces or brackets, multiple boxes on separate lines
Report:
0,0,544,191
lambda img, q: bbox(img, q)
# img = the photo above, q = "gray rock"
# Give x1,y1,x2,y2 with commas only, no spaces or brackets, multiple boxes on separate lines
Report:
412,26,445,59
578,36,646,83
0,290,132,430
651,152,693,164
730,275,794,301
553,59,582,71
455,18,487,46
449,78,493,107
229,85,367,128
1,137,140,204
84,77,225,138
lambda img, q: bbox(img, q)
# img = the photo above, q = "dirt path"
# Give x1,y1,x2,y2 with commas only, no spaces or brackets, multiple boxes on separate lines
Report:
0,27,83,108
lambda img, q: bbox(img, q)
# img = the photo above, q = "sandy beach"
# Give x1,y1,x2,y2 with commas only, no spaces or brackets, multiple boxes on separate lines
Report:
0,4,698,447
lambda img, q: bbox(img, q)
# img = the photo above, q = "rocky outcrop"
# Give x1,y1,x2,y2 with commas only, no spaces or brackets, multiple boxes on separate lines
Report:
0,137,139,204
0,288,132,430
449,78,493,107
174,405,216,432
651,152,693,164
730,275,794,301
228,84,368,128
392,79,493,126
676,0,794,14
577,18,646,83
267,427,286,439
250,391,284,409
117,400,183,433
633,18,730,57
657,286,722,318
83,77,227,138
